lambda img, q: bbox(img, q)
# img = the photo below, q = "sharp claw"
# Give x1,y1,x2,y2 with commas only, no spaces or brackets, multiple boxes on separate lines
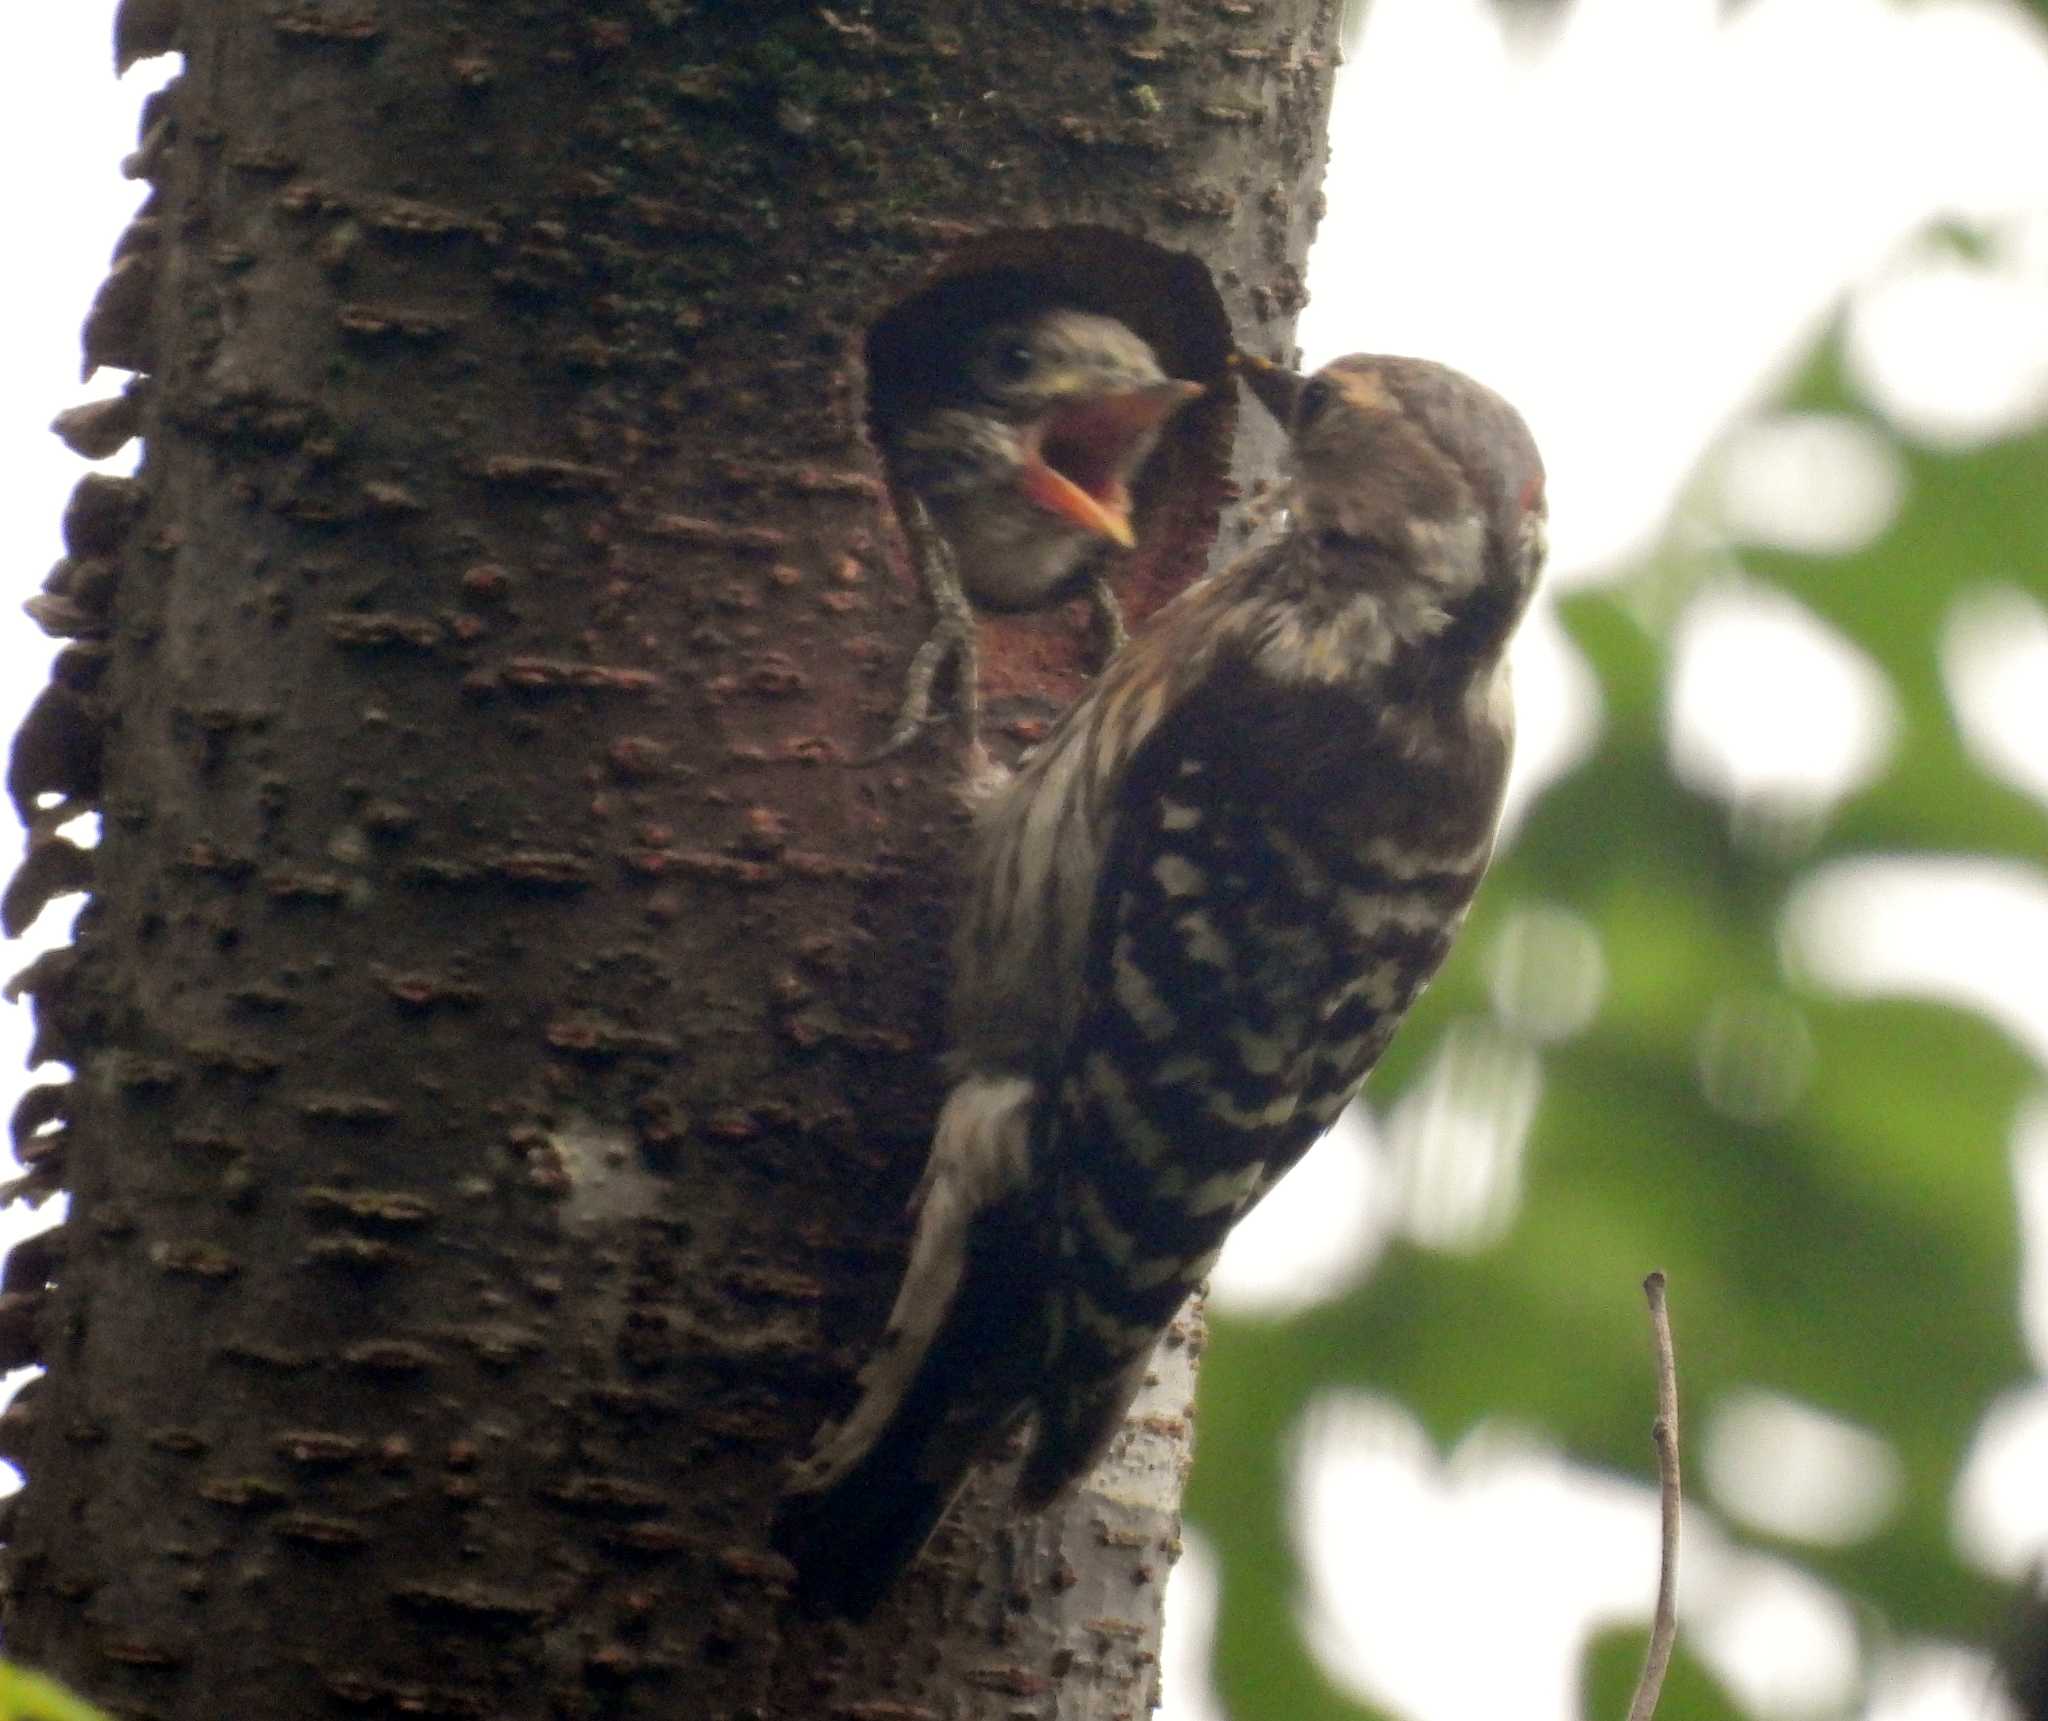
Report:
857,496,982,766
855,713,931,766
857,627,960,764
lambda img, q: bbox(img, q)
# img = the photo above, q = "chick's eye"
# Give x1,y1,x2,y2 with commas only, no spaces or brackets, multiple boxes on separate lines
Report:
1296,377,1334,429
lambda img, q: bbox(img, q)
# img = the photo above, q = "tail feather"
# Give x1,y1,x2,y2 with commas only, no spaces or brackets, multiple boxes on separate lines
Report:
772,1272,1029,1618
774,1075,1037,1616
771,1400,976,1619
1012,1348,1152,1512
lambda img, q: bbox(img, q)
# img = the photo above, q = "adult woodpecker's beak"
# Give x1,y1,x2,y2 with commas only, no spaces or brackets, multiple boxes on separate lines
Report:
1016,378,1205,548
1230,349,1307,427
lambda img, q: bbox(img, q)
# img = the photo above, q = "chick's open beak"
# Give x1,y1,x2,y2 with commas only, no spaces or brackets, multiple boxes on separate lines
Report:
1017,378,1205,549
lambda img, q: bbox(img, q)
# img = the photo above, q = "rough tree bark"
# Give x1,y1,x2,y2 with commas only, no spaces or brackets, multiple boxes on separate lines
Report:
3,3,1337,1716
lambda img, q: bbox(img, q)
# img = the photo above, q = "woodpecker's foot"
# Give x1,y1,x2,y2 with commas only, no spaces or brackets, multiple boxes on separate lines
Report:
859,499,981,765
861,612,977,763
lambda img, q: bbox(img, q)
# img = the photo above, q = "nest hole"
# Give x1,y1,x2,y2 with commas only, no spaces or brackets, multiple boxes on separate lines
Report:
859,225,1240,623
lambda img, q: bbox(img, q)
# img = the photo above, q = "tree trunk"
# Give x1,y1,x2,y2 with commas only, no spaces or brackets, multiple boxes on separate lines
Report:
3,3,1337,1715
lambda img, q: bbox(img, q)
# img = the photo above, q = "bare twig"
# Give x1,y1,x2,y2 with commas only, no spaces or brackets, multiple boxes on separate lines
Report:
1627,1270,1681,1721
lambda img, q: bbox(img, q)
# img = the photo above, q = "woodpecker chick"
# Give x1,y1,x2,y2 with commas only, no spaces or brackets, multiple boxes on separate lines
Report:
777,350,1547,1618
867,308,1202,759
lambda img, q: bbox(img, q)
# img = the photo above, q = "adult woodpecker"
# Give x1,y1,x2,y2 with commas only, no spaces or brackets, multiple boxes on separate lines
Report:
780,348,1547,1616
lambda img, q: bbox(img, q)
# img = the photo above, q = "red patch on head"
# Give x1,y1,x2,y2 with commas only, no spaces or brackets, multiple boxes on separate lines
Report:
1518,474,1545,513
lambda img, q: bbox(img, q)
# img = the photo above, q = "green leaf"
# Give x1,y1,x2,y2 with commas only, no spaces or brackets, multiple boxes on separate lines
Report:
0,1664,113,1721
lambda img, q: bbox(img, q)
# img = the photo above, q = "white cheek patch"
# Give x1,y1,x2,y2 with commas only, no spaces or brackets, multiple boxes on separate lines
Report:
1406,510,1488,592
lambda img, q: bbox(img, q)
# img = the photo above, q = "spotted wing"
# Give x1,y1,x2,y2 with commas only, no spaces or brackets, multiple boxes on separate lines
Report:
1015,672,1481,1501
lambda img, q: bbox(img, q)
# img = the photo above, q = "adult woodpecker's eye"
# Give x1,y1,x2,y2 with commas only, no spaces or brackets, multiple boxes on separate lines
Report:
992,341,1036,381
1296,377,1335,430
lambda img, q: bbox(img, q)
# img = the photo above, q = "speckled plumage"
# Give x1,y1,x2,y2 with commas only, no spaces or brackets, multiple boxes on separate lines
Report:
777,351,1547,1616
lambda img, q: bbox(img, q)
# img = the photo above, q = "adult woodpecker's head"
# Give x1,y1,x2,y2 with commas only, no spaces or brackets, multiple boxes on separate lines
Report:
1235,349,1547,639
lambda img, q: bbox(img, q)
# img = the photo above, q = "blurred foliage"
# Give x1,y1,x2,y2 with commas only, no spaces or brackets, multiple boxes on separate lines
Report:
1584,1632,1745,1721
1189,313,2048,1719
0,1664,110,1721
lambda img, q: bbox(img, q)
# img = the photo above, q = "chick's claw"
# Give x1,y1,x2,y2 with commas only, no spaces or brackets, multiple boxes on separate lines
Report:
860,500,980,763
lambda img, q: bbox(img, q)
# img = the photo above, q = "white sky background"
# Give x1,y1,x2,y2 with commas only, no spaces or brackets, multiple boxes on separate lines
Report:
6,3,2048,1718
